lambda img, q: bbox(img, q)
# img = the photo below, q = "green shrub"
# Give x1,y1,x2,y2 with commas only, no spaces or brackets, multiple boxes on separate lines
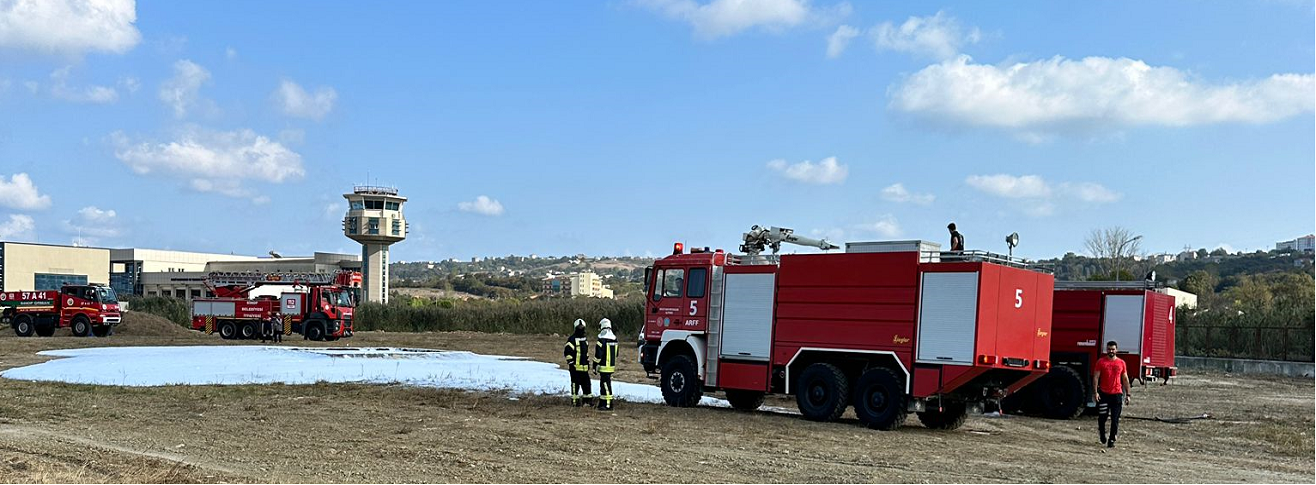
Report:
122,296,191,326
355,296,644,338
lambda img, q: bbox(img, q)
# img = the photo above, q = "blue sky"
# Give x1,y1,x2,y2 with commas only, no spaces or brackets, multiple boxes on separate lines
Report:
0,0,1312,261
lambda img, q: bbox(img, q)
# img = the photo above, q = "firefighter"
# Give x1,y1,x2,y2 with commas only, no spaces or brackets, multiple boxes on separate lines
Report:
261,311,276,343
593,318,620,411
948,222,965,251
564,318,593,407
272,312,284,343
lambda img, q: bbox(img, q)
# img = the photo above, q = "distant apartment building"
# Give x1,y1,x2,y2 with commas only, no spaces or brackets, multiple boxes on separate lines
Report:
1276,235,1315,252
543,272,614,299
1146,253,1176,264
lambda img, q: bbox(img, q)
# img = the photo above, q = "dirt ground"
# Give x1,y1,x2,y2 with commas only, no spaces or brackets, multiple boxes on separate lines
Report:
0,326,1312,483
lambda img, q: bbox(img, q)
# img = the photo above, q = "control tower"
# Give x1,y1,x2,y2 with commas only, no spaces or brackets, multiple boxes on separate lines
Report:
343,185,407,303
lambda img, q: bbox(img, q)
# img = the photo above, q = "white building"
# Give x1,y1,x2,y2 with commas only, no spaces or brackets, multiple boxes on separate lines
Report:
1276,235,1315,252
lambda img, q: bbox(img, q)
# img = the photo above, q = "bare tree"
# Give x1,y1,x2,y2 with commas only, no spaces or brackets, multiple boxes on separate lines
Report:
1084,226,1144,280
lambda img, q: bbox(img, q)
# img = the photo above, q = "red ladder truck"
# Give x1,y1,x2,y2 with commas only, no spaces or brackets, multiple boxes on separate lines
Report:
190,270,358,341
1,284,121,337
1004,280,1177,419
637,226,1055,430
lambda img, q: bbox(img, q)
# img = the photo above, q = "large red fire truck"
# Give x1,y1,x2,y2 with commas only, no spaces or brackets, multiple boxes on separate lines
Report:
190,270,358,341
1004,281,1177,419
638,226,1055,430
1,284,121,337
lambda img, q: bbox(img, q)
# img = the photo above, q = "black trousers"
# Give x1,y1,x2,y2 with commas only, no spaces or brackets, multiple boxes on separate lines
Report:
569,369,593,403
597,372,613,408
1097,392,1124,441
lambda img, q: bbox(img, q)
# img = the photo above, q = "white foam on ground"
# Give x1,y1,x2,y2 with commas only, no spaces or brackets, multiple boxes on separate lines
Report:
0,346,728,406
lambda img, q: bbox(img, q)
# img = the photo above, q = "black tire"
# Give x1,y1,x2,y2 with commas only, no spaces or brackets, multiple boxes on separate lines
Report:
34,322,55,337
304,321,326,342
725,389,766,411
795,363,849,422
91,325,112,337
240,322,257,340
218,321,237,340
918,401,969,430
660,354,703,407
851,367,907,430
1038,366,1087,420
71,316,91,337
13,315,34,337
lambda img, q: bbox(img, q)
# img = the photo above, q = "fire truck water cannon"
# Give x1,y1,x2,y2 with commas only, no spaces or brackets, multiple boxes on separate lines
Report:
739,225,840,256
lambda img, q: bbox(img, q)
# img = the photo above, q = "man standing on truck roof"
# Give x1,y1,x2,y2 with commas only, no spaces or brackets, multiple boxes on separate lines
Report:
948,223,965,251
1093,340,1132,448
593,318,619,411
564,319,594,407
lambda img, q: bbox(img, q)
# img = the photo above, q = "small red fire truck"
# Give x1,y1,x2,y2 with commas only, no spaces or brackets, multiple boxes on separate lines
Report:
190,270,358,341
1,284,121,337
638,226,1055,430
1004,281,1177,419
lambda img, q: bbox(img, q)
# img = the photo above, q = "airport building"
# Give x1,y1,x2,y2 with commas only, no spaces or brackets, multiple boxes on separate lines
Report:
0,241,358,299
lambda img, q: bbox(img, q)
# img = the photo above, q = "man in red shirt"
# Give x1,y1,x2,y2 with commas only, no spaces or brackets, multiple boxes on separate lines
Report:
1093,340,1132,448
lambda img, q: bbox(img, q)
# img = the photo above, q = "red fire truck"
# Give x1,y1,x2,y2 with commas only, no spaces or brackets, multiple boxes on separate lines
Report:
638,226,1055,430
1004,281,1177,419
1,284,121,337
190,270,358,341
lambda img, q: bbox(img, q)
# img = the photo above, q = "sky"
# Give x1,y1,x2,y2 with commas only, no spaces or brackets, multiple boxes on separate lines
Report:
0,0,1313,262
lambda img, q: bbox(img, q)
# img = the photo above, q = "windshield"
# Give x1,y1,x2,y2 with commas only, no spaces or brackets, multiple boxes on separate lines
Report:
327,290,353,307
97,287,118,304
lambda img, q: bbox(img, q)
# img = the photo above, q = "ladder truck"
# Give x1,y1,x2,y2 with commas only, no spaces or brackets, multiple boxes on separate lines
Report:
190,270,358,341
637,225,1055,430
1,284,121,337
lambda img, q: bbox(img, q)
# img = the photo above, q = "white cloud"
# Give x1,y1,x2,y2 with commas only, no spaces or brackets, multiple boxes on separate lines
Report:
872,11,979,60
966,174,1119,216
158,59,211,118
767,156,847,185
0,173,52,210
112,127,305,199
637,0,849,39
0,214,36,241
274,80,337,120
118,76,139,93
880,183,934,205
965,174,1051,199
63,206,121,243
225,46,238,60
826,24,858,58
857,215,901,238
890,55,1316,138
458,196,505,216
23,80,38,93
0,0,140,55
1062,182,1122,204
48,66,117,103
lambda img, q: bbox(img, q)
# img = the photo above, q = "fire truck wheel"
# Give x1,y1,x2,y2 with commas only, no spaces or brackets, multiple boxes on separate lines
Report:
240,322,257,340
660,355,703,407
304,321,327,341
1039,366,1086,420
34,322,56,337
13,315,35,337
218,322,237,340
725,390,765,411
851,367,906,430
71,316,91,337
91,325,112,337
796,363,849,422
917,401,968,430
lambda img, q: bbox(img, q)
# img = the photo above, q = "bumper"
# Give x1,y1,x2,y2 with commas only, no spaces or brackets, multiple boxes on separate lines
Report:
101,314,121,325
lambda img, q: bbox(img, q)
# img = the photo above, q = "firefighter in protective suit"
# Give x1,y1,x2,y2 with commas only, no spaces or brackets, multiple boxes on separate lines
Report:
593,318,620,411
564,318,594,407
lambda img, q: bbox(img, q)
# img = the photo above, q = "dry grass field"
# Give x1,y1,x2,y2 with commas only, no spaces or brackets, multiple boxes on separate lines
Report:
0,321,1312,483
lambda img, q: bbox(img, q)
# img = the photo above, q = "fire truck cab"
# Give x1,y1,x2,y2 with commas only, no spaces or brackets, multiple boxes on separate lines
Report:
639,228,1054,431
